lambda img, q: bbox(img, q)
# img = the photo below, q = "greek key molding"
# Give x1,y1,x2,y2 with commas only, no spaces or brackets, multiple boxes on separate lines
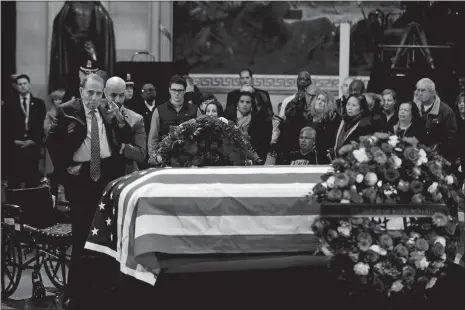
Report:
190,74,370,95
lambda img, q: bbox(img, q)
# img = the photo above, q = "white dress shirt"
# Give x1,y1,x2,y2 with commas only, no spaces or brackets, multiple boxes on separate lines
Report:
145,100,155,112
73,104,112,162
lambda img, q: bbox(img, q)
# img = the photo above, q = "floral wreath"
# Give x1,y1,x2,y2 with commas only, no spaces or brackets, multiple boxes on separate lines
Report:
309,133,465,299
149,115,261,167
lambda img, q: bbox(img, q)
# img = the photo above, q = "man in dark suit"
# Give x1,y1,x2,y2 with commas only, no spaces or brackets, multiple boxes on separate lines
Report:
46,73,135,309
225,68,272,119
2,74,46,188
129,82,158,169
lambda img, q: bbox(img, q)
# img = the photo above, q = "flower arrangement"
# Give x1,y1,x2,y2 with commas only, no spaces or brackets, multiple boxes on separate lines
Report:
310,133,465,299
149,115,261,167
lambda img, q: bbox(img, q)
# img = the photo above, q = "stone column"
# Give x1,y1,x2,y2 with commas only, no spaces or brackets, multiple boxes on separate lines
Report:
159,1,173,61
338,21,351,98
150,1,161,61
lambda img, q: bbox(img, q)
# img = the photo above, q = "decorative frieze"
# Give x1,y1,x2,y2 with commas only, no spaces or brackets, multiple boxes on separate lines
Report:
190,74,370,95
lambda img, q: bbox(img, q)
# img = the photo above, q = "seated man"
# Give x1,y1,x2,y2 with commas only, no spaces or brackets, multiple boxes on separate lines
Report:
280,127,320,165
266,127,321,165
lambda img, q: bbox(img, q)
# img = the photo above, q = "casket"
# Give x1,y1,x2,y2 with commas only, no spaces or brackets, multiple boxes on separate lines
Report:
83,166,465,308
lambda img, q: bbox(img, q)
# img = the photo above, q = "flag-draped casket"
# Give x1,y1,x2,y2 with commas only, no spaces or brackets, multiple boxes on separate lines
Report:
84,165,330,285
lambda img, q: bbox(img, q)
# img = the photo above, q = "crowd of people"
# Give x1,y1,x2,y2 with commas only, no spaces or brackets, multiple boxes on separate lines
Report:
1,57,465,309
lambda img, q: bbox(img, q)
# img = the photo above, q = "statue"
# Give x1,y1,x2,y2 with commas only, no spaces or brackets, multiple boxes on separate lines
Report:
48,1,115,93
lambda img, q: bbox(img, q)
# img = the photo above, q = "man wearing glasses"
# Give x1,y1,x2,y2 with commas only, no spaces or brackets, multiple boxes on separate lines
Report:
147,75,202,164
414,78,457,162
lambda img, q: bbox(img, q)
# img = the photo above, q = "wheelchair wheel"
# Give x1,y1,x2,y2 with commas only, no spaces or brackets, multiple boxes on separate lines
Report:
1,223,23,299
44,245,71,289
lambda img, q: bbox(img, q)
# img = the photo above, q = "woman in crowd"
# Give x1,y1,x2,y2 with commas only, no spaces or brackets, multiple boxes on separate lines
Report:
44,89,65,135
381,89,399,130
198,93,219,114
389,101,425,142
330,94,374,159
364,92,386,133
454,93,465,181
278,89,335,155
226,91,272,161
204,99,224,117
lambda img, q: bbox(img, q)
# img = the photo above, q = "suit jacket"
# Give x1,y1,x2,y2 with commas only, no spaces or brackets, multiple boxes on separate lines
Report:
129,99,156,136
46,98,133,185
2,94,46,146
111,104,146,174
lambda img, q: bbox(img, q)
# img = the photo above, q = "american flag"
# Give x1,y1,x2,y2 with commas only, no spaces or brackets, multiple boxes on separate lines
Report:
84,165,330,286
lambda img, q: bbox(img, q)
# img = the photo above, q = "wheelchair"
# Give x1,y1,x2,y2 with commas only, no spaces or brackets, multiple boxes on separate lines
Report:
1,182,72,304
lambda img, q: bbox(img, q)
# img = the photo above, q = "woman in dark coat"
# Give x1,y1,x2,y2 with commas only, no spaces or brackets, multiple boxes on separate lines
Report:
330,94,375,159
453,93,465,182
226,91,272,161
388,101,425,143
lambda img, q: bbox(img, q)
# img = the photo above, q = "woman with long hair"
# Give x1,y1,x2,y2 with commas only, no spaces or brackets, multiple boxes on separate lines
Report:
227,91,272,161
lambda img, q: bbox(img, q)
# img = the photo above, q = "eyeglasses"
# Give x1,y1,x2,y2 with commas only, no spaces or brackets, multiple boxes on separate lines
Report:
170,88,185,93
142,88,155,93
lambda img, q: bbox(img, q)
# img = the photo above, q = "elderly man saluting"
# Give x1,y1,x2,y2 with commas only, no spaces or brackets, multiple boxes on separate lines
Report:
46,73,146,310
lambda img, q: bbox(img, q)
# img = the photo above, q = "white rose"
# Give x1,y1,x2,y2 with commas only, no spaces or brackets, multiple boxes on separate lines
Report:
445,175,455,185
370,244,387,256
356,174,364,183
353,148,369,163
341,199,351,204
435,236,446,247
377,180,383,187
415,257,430,270
327,176,336,188
388,136,399,147
337,225,351,237
425,277,437,290
353,262,370,276
391,154,402,169
427,182,438,193
391,280,404,292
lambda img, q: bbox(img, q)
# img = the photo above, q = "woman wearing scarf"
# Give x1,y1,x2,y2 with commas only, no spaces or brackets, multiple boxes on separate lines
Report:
226,91,272,161
330,94,374,159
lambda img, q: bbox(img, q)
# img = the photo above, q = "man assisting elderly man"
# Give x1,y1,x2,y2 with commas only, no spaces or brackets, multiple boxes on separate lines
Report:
46,74,146,310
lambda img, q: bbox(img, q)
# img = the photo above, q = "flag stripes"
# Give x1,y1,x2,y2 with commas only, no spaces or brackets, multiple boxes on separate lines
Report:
84,166,330,286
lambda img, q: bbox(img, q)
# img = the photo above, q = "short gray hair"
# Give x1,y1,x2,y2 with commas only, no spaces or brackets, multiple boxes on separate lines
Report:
300,126,316,139
416,78,436,93
80,73,105,89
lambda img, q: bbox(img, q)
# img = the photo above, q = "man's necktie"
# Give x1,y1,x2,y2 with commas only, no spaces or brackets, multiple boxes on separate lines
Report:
90,110,101,182
22,96,27,113
22,96,29,132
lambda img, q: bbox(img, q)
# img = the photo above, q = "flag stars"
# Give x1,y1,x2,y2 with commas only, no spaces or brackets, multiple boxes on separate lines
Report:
99,202,106,211
113,207,116,215
110,233,113,241
106,217,111,226
91,227,99,236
